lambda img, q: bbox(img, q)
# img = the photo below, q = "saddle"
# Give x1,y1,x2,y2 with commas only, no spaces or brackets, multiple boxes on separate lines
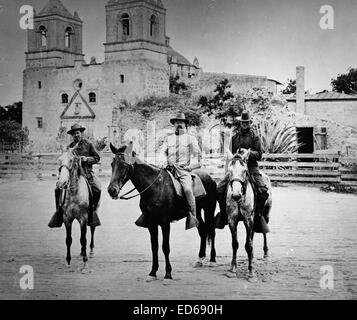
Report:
166,169,207,200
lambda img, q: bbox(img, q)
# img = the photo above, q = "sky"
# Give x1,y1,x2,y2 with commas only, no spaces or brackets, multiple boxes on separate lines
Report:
0,0,357,106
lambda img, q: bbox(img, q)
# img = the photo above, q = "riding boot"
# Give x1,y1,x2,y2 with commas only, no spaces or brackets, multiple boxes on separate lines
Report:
185,193,199,230
48,188,63,228
88,190,101,227
253,195,270,233
214,188,228,229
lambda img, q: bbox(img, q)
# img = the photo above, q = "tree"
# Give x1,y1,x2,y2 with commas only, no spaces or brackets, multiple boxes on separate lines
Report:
0,101,22,123
331,68,357,94
0,120,29,148
199,80,273,130
169,76,188,94
198,78,234,116
281,79,296,94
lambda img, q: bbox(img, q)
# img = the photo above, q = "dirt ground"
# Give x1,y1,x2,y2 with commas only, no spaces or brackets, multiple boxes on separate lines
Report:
0,178,356,300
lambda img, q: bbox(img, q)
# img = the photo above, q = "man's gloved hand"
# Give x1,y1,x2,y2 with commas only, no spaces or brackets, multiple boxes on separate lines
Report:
241,148,251,161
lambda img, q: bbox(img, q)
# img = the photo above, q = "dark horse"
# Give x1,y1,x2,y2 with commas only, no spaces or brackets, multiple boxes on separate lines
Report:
56,147,96,266
107,143,217,283
225,150,272,278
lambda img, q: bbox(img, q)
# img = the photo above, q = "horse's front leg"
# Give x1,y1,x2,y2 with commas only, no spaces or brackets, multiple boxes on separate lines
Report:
146,224,159,282
80,221,88,264
161,223,173,283
89,226,95,258
263,233,269,258
228,220,238,273
65,222,72,266
244,218,254,277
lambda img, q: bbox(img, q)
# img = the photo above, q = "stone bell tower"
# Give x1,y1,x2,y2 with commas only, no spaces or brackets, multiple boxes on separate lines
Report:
25,0,84,68
104,0,167,64
103,0,169,98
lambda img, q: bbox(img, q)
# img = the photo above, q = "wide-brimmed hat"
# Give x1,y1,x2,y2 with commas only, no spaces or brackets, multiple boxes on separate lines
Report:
170,112,189,125
236,111,252,123
67,123,86,135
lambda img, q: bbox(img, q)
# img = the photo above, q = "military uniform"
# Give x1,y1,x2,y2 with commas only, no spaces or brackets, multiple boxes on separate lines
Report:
161,131,201,229
136,112,200,230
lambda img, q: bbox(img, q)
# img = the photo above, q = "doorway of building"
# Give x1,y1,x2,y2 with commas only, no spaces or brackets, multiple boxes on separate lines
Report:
296,127,314,160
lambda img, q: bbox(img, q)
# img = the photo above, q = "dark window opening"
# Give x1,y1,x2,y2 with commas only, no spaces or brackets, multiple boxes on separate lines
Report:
61,93,68,104
38,81,42,89
65,27,74,48
121,14,130,36
39,25,47,47
36,117,43,129
89,92,96,103
150,15,157,36
120,75,124,83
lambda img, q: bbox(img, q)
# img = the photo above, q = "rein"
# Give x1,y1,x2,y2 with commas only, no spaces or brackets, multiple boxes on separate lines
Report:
114,153,163,200
229,156,249,196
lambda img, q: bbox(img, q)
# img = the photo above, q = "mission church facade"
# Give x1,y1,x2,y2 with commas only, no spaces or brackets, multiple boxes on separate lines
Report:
23,0,280,150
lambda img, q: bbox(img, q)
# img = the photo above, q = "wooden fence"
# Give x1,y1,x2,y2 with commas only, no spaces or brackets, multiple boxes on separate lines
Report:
258,153,341,184
1,152,357,185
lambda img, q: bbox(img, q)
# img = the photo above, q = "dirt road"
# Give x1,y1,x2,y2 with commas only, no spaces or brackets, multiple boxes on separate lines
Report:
0,178,356,299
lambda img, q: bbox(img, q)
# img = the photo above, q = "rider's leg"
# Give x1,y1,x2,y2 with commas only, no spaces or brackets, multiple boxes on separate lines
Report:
48,188,63,228
214,173,229,229
178,171,199,230
250,168,269,233
88,174,101,227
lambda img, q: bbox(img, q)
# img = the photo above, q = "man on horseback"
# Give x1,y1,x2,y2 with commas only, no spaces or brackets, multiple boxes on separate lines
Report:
215,111,269,229
136,112,200,230
48,123,102,228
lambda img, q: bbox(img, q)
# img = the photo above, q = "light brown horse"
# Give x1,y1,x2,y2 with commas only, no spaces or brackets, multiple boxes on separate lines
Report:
56,147,95,265
225,150,272,278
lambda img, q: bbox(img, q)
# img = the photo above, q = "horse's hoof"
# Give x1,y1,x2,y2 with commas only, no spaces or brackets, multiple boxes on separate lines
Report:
81,264,90,274
247,273,258,283
89,251,94,259
208,261,217,268
263,254,269,260
145,275,157,283
163,278,174,286
194,257,205,268
225,272,236,278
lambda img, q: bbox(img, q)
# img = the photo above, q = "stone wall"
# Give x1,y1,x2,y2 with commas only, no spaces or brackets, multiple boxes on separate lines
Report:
287,100,357,130
197,72,273,96
271,102,357,157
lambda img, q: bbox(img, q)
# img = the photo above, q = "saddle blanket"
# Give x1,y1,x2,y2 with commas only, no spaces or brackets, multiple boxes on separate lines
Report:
167,171,207,199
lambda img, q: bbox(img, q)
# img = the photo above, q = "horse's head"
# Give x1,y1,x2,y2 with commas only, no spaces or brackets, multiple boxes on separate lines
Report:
56,145,78,189
227,151,249,203
107,142,135,199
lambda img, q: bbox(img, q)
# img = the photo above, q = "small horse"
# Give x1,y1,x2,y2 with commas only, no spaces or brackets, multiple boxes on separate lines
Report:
107,143,217,283
56,147,96,265
225,151,272,278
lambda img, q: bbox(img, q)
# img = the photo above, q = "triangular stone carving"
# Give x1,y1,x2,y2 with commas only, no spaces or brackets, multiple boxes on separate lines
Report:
60,91,95,120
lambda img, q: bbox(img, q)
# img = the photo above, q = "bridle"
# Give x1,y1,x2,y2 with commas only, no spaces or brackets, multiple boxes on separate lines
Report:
113,152,163,200
57,154,80,190
229,158,249,197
